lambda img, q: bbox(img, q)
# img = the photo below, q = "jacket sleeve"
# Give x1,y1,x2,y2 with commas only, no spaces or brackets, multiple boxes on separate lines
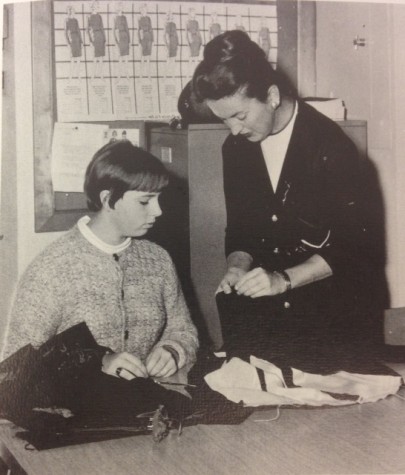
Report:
221,119,372,281
154,253,199,369
307,131,371,279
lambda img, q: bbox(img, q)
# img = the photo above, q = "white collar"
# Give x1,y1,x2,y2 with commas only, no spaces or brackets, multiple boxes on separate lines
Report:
77,215,131,255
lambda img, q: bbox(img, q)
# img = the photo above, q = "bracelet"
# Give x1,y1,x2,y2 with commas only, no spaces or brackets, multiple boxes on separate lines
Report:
274,270,292,292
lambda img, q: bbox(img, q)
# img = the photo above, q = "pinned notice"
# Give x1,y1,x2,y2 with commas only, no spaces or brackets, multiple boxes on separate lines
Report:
51,123,108,192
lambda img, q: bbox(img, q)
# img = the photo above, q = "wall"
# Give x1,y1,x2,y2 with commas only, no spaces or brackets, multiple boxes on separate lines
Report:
15,3,63,276
391,3,405,308
314,0,405,309
0,2,63,346
0,4,18,344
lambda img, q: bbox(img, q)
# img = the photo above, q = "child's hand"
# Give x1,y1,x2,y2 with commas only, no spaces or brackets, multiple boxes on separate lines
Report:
145,347,178,378
101,351,148,379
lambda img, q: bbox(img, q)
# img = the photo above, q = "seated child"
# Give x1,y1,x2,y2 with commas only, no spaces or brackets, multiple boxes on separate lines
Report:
1,141,199,379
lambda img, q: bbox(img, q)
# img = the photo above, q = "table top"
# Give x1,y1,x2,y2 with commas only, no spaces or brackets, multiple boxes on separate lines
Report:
1,363,405,475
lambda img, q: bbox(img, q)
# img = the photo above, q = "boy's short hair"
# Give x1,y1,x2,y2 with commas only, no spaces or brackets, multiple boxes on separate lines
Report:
84,140,169,211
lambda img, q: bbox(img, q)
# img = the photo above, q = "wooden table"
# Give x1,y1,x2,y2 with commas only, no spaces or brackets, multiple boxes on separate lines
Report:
1,364,405,475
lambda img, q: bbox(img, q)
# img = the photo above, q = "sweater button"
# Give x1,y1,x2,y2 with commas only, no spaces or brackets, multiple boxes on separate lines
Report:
271,214,278,222
284,301,291,309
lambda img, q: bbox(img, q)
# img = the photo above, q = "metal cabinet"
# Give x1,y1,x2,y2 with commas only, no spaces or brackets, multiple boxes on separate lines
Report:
149,121,367,348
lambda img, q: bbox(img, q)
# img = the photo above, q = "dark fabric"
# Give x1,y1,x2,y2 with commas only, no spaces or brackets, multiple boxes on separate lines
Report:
15,378,189,450
0,323,191,449
186,350,254,425
221,101,384,350
216,292,393,376
0,322,108,423
0,324,252,450
16,424,149,450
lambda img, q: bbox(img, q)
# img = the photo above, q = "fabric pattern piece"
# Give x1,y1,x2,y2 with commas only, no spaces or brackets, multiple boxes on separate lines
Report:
204,356,402,407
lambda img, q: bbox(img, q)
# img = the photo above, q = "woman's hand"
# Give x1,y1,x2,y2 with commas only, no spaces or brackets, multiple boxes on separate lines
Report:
102,352,148,379
234,267,287,298
216,267,247,294
145,347,178,378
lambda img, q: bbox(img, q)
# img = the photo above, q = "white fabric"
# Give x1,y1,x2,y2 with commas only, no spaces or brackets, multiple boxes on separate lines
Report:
78,215,131,255
261,101,298,192
292,367,401,403
204,356,402,407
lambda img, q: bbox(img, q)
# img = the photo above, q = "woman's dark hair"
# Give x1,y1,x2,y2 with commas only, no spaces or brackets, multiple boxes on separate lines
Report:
84,140,169,211
193,30,283,103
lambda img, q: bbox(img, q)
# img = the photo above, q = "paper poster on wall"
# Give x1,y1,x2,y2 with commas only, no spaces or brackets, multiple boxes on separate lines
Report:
51,122,108,192
53,0,278,122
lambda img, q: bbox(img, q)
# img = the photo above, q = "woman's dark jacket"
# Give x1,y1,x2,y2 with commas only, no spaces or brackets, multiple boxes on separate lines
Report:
220,101,382,351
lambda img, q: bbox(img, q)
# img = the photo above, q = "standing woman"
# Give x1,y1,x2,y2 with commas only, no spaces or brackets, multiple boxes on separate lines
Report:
186,8,202,79
87,0,106,80
257,18,271,60
209,12,222,41
192,30,380,365
164,11,178,79
234,14,247,34
138,3,154,78
65,5,83,81
114,1,130,82
1,141,198,379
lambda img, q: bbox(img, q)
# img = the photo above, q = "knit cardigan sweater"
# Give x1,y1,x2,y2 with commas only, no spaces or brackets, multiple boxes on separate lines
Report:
2,225,198,367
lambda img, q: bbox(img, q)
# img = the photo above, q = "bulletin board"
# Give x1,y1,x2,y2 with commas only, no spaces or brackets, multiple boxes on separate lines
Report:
33,1,147,232
53,0,278,122
32,0,297,233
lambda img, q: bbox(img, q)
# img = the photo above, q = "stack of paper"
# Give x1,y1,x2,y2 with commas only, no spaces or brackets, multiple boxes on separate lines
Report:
304,98,346,121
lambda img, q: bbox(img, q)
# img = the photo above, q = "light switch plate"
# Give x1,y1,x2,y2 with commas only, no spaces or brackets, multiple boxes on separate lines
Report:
161,146,172,163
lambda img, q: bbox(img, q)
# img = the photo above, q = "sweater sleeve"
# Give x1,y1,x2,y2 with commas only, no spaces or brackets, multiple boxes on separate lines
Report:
153,254,198,369
1,259,62,360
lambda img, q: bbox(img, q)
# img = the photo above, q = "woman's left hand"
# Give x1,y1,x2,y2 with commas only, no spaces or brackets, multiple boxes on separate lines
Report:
234,267,286,298
146,347,177,378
